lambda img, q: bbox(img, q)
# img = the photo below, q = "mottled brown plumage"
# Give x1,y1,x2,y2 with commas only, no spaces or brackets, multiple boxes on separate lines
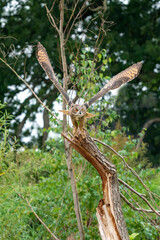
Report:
36,42,72,106
36,42,142,138
59,104,95,138
84,61,142,108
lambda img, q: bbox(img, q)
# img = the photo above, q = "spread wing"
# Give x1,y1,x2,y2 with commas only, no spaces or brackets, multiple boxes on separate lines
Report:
84,61,142,108
36,42,72,105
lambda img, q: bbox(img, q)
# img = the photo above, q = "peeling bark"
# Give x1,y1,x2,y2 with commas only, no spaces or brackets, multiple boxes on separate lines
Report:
62,131,129,240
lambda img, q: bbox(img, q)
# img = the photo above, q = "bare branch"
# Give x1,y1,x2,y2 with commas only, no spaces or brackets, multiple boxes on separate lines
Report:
0,57,61,125
58,1,85,239
122,188,160,232
15,191,59,240
93,138,160,212
67,146,85,240
45,4,60,34
120,193,160,214
89,0,107,15
64,0,80,35
136,118,160,149
50,0,57,12
118,178,145,197
119,178,160,216
65,1,88,44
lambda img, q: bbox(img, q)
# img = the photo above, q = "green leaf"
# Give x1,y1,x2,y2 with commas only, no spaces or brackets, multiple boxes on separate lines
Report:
101,66,106,72
129,233,139,240
98,53,102,61
108,57,112,63
103,59,108,65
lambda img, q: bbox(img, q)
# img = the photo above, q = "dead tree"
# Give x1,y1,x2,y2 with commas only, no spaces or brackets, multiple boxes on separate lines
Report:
1,40,160,240
36,41,143,239
2,33,160,240
1,1,160,239
62,131,129,240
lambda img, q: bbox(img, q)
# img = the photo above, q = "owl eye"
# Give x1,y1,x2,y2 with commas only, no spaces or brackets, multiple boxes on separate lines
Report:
75,108,78,112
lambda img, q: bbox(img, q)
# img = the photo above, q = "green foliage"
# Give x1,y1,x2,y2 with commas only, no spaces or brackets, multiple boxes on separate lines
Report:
0,0,110,145
1,0,159,166
69,47,110,102
0,104,160,239
106,0,160,167
0,1,160,237
0,102,17,173
129,233,139,240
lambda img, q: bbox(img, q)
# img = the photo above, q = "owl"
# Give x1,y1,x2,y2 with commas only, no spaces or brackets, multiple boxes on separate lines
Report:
36,42,142,138
59,103,95,137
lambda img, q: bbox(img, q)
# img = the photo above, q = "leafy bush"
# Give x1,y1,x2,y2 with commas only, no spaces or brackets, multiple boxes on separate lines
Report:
0,54,159,240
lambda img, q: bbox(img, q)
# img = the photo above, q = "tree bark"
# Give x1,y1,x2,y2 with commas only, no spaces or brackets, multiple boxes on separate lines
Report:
62,131,130,240
42,108,50,146
59,1,85,239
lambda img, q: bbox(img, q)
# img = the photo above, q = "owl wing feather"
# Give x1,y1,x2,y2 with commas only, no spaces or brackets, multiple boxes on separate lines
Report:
84,61,142,108
36,42,72,105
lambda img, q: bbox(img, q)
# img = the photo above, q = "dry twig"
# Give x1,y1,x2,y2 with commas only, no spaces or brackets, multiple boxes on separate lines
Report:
46,1,85,239
120,193,160,214
118,178,160,216
93,138,160,216
15,191,59,240
0,57,61,125
122,187,160,231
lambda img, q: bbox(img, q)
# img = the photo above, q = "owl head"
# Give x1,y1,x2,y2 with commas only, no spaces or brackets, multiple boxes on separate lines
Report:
59,103,95,120
69,104,87,118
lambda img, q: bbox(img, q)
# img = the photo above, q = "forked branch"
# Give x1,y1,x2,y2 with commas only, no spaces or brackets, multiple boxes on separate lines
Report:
93,138,160,214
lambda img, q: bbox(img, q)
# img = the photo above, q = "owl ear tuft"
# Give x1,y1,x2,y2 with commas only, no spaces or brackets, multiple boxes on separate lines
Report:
86,112,96,118
59,110,69,115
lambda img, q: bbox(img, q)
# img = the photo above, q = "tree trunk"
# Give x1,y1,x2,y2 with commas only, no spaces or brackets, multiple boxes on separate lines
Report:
62,131,129,240
42,108,50,146
59,1,85,238
16,115,28,139
136,118,160,150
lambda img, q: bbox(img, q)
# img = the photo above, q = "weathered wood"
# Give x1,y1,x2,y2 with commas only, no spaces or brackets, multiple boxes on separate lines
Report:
62,131,130,240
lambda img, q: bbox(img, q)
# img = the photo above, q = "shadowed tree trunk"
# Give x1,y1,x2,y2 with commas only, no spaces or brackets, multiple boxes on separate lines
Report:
16,115,28,139
42,108,50,146
136,118,160,150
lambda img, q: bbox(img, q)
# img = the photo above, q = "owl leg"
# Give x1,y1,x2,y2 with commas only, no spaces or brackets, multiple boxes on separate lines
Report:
71,117,79,137
79,118,86,138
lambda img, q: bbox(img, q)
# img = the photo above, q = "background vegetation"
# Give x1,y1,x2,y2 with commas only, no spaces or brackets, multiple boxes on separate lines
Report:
0,0,160,239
